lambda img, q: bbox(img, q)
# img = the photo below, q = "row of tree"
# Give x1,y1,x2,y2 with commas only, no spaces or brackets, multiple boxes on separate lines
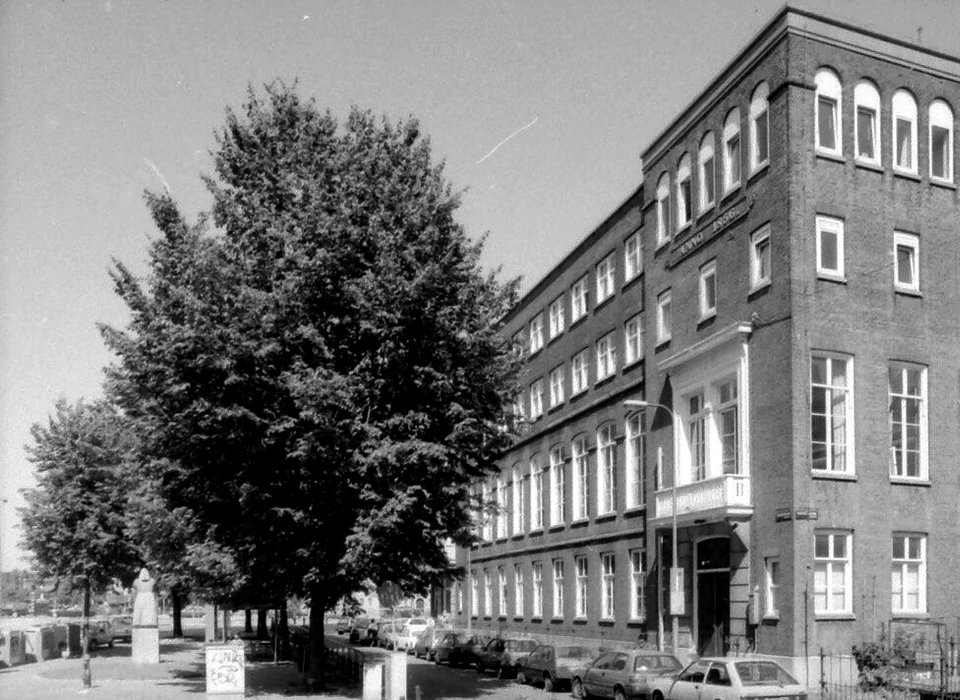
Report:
20,82,522,689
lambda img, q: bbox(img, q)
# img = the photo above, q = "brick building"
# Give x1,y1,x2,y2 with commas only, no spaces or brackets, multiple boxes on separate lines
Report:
448,6,960,668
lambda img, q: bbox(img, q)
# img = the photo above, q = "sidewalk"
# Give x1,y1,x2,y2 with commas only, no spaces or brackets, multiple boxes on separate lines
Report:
0,636,361,699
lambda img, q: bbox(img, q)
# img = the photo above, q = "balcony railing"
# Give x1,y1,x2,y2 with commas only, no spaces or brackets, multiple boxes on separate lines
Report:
653,474,752,525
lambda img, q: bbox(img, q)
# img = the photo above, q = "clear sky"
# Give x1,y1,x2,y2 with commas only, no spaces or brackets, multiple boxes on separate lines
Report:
3,0,960,570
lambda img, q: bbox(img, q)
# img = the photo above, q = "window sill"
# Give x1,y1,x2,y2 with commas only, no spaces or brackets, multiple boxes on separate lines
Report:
573,617,588,624
623,356,644,371
513,616,525,622
496,537,509,544
894,286,922,298
622,272,643,292
812,471,857,482
512,533,526,541
548,523,566,532
655,338,672,351
599,618,615,626
656,240,670,253
530,616,543,623
528,347,543,359
698,311,717,324
748,161,769,182
569,388,588,400
596,512,617,522
892,611,929,619
720,186,742,204
547,402,564,414
854,159,883,173
893,168,921,182
570,313,588,328
676,221,692,236
547,332,564,346
817,272,847,284
748,280,771,297
595,373,616,388
570,518,589,528
890,477,931,487
763,614,780,622
529,527,544,535
815,149,845,164
595,294,615,312
624,505,646,515
931,177,956,190
551,616,564,622
815,613,856,621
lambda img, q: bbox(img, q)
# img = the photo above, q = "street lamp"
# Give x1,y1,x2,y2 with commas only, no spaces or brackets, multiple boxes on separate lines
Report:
624,399,681,655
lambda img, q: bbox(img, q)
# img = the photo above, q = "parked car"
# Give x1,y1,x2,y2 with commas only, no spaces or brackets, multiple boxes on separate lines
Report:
88,618,114,650
405,617,432,639
348,617,373,644
446,632,490,667
109,615,133,644
518,643,597,691
336,618,351,635
573,650,682,700
654,658,806,700
476,637,539,678
413,626,449,660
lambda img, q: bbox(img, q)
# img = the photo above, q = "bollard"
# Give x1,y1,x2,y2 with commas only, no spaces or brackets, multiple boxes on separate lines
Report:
385,652,408,700
415,685,423,700
363,661,384,700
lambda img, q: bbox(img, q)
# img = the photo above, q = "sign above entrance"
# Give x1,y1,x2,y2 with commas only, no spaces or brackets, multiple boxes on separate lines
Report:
668,197,752,268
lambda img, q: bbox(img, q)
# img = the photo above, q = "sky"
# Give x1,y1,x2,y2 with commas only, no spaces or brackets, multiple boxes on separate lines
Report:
3,0,960,570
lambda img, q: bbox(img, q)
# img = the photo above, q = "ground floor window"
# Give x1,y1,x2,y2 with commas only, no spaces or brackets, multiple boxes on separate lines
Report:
814,531,852,614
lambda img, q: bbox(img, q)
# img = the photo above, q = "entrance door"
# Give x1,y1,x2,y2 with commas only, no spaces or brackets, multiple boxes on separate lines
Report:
696,537,730,657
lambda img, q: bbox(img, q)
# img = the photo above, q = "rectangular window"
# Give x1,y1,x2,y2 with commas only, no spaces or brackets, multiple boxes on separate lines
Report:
549,296,565,338
857,106,877,161
750,224,771,290
892,534,926,614
575,556,588,618
657,193,671,246
753,109,769,167
624,233,642,281
896,117,914,171
932,125,951,180
601,553,616,620
549,446,565,526
496,478,506,538
764,557,780,618
571,277,588,322
818,96,838,152
725,134,741,190
816,215,844,279
530,455,544,531
571,350,588,395
481,483,493,541
596,253,615,304
552,559,565,618
719,380,739,475
624,315,643,365
514,564,524,617
701,154,715,209
678,175,692,228
529,379,544,419
893,231,919,292
814,531,852,614
456,581,463,613
656,290,672,345
811,353,853,474
529,315,544,353
889,364,927,480
688,393,707,481
596,332,617,381
597,425,617,515
629,550,644,620
532,562,544,618
549,366,565,408
572,438,589,521
471,574,479,617
699,260,717,320
498,567,507,617
512,465,524,534
483,569,492,616
625,414,645,509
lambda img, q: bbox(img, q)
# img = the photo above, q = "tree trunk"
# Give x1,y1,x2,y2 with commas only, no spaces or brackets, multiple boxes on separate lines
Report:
244,609,253,634
307,585,326,690
256,608,268,639
81,582,92,688
171,588,183,638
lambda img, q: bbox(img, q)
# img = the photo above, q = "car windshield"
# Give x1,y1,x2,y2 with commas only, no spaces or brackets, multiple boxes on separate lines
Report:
354,618,370,627
507,639,538,652
410,618,428,626
635,655,683,672
734,661,799,686
558,646,593,659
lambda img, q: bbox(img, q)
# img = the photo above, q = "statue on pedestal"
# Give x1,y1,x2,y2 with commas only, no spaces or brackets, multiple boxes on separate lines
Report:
133,568,158,627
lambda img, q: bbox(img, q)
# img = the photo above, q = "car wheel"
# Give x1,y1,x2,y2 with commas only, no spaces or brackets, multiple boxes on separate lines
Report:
476,662,484,674
543,674,555,692
108,640,114,649
614,686,627,700
572,677,588,699
516,668,528,684
496,665,507,680
652,691,665,700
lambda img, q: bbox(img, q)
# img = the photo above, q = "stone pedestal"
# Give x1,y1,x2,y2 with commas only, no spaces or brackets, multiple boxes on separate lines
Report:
132,626,160,664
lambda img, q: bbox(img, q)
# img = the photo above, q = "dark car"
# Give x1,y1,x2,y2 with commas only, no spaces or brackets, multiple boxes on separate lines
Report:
348,617,372,644
413,626,449,660
109,615,133,644
573,650,682,700
335,618,351,635
476,637,539,678
518,643,597,691
447,632,490,667
434,631,482,665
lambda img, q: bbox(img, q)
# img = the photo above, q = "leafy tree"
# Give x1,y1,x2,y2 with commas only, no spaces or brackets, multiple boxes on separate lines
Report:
101,82,520,688
20,399,139,687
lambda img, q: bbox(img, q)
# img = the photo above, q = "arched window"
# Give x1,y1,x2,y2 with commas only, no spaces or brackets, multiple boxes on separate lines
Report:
815,69,842,155
750,82,770,171
698,132,716,211
723,108,742,192
656,172,671,246
930,99,954,181
676,153,692,229
853,80,881,164
892,89,918,173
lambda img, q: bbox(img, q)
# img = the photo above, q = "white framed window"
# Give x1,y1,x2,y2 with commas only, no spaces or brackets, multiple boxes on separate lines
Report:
498,566,507,617
625,414,645,509
471,574,479,617
529,379,544,419
854,81,881,165
699,259,717,320
597,425,617,515
575,555,588,618
750,81,770,172
629,549,645,620
892,534,926,614
750,224,771,291
456,581,463,613
893,231,919,292
723,108,742,193
656,290,672,345
530,454,544,531
512,463,525,534
625,314,643,366
930,99,954,182
596,253,615,304
513,392,526,424
596,332,617,381
889,363,927,480
483,569,492,616
814,531,852,615
549,445,566,526
815,68,842,156
811,353,854,474
601,553,616,620
481,482,493,541
893,89,918,174
719,380,739,475
699,132,716,211
532,562,544,618
571,276,588,322
677,377,741,483
571,350,588,395
549,296,565,339
572,437,589,521
552,559,565,618
688,392,707,481
624,233,642,281
677,153,692,229
496,477,507,538
815,215,844,279
514,564,524,617
529,315,544,354
764,557,780,618
549,365,565,408
656,173,671,247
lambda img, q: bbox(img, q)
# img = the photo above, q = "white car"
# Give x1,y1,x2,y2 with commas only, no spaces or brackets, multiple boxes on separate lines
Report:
656,658,807,700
